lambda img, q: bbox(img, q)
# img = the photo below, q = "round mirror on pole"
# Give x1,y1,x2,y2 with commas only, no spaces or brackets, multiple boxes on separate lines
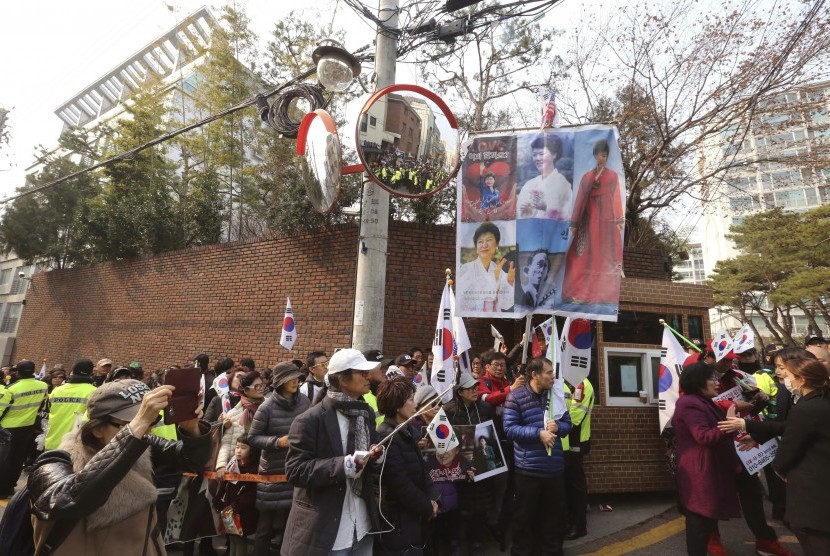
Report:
296,110,342,214
355,84,460,198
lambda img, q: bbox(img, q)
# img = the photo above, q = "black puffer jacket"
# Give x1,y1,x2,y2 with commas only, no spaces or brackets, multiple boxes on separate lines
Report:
247,390,310,510
375,418,439,554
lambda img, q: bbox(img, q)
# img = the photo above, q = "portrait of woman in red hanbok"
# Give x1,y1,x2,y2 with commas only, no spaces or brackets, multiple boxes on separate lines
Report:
562,139,625,305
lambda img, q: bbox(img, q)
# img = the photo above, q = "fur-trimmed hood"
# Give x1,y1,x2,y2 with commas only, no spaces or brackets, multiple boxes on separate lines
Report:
59,428,157,532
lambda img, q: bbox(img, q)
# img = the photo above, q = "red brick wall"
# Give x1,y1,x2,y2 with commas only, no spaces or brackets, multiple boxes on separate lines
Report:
14,222,494,371
14,222,713,493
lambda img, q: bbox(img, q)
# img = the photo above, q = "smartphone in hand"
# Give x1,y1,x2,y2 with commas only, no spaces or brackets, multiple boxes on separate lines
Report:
163,367,201,425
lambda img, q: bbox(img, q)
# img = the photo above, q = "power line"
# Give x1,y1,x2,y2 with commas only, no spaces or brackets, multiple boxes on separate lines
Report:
0,66,321,205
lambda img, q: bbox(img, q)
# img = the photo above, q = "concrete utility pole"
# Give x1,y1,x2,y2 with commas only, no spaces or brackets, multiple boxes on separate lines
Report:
352,0,398,352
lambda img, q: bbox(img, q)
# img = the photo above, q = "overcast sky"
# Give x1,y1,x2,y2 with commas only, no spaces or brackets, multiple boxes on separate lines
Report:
0,0,588,201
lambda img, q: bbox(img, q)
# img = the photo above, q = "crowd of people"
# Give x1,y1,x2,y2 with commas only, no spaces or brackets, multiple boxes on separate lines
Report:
0,341,594,556
672,334,830,556
1,331,825,555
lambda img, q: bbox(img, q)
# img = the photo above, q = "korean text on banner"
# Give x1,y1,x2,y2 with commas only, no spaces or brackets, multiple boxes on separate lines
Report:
713,386,778,474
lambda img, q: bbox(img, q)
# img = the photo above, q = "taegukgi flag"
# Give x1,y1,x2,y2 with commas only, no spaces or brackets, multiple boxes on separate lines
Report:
547,318,568,421
712,328,733,362
432,282,472,403
658,326,686,432
732,323,755,355
427,407,459,455
280,297,296,350
537,317,554,345
560,317,592,386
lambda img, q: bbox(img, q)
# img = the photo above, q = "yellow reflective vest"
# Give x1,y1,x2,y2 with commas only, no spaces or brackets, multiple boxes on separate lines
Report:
0,377,48,429
151,410,179,441
44,380,97,450
562,379,594,453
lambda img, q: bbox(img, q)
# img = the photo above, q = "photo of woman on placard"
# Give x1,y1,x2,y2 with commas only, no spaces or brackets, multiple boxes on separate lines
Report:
562,138,624,306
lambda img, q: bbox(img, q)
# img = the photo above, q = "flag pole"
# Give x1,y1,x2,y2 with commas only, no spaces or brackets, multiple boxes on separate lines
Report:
659,319,701,352
546,317,557,456
520,314,533,365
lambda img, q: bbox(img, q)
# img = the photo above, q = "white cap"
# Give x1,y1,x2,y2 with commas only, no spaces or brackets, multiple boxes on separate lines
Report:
327,348,380,375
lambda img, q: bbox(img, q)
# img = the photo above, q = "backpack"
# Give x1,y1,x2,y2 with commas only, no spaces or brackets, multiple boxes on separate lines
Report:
0,486,76,556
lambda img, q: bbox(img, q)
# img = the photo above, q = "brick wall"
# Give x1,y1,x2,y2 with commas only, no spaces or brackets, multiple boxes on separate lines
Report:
14,222,496,370
622,247,670,280
15,222,713,493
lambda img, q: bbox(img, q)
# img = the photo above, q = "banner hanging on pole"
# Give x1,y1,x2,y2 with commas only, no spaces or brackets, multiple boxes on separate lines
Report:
456,125,625,322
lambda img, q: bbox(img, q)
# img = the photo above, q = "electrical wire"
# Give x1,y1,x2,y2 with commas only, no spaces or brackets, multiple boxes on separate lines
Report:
260,83,329,138
0,66,316,204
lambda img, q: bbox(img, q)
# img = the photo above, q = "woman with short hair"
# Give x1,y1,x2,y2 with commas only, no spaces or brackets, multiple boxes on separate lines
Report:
375,377,439,555
247,362,310,554
672,362,741,556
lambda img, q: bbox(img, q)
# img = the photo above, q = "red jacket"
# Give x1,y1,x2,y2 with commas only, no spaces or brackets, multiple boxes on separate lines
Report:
478,373,511,407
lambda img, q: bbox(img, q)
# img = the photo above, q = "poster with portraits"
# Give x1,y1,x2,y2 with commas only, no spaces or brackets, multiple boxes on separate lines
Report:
421,420,508,483
456,125,626,322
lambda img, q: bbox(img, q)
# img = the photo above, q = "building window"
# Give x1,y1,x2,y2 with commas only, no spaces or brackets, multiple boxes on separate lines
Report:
0,269,11,285
603,311,682,345
0,303,22,334
369,116,377,127
688,316,704,342
359,114,368,133
605,348,662,407
9,267,31,295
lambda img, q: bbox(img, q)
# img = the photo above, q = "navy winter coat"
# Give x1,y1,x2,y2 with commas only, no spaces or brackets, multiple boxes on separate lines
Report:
503,384,571,477
374,418,440,554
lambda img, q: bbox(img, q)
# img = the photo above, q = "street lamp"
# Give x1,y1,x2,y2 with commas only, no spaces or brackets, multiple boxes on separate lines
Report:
312,39,362,93
257,40,361,138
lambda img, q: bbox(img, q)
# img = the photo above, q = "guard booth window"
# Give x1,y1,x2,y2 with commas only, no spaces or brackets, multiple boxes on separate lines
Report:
602,311,682,344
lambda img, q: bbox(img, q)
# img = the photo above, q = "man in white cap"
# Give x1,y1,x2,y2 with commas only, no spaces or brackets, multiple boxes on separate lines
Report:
283,348,385,556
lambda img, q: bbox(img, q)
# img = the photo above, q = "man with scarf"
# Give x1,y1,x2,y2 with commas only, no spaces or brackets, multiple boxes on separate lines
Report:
283,349,385,556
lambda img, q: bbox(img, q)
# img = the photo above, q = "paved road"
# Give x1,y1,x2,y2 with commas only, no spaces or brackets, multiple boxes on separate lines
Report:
1,486,804,555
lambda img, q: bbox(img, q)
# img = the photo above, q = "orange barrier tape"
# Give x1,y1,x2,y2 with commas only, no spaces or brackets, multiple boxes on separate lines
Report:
183,471,288,483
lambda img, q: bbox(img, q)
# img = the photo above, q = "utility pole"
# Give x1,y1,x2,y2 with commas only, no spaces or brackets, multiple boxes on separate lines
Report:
352,0,397,352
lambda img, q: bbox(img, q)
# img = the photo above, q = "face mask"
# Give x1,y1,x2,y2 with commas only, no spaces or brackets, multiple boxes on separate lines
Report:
783,377,797,394
738,361,761,374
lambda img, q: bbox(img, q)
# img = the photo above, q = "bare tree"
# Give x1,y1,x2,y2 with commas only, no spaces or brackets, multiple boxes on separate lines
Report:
560,0,830,247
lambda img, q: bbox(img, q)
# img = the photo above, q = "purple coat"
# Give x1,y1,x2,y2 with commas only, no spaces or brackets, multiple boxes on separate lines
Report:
671,393,741,520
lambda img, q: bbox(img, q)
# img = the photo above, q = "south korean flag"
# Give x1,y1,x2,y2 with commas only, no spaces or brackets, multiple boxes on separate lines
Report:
426,408,459,455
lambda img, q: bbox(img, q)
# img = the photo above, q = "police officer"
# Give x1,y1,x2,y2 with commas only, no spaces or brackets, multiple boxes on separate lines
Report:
563,377,595,541
0,359,48,497
44,359,97,451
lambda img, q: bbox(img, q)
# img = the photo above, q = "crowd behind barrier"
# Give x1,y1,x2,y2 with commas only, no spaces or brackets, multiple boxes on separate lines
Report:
0,335,826,556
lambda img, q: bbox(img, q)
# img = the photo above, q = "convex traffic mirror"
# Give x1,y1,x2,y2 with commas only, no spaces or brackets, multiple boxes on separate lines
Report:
355,84,460,198
296,110,342,214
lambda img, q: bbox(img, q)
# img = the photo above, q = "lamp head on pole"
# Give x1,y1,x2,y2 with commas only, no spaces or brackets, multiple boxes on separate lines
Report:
312,39,361,92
